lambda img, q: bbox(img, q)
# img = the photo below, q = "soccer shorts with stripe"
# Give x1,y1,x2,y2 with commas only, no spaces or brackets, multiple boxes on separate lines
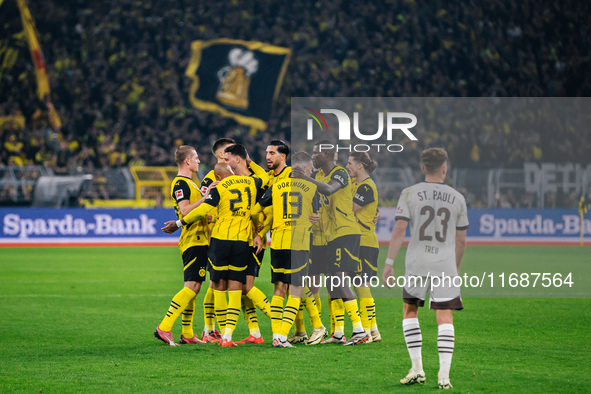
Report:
270,249,309,286
182,246,208,282
326,234,360,274
207,238,250,284
355,246,379,279
246,246,265,277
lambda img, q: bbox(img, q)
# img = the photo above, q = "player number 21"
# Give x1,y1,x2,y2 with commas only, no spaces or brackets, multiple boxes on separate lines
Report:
229,187,252,212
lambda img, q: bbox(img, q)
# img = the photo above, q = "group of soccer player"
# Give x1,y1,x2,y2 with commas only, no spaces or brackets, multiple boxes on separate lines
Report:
154,137,382,347
153,137,468,389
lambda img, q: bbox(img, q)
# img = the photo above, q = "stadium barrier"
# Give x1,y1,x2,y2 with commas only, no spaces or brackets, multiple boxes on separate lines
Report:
0,207,589,246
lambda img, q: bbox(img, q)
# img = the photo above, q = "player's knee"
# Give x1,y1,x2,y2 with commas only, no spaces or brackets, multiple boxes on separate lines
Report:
185,281,201,294
436,309,453,325
403,302,419,319
273,283,287,297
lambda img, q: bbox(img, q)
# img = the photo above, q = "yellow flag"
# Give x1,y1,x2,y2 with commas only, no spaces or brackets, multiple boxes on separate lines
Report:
16,0,61,130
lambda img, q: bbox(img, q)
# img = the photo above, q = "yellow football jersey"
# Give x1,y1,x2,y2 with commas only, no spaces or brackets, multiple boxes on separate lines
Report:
267,166,291,186
184,175,261,242
200,170,216,195
314,166,360,242
170,176,209,252
255,177,318,250
352,177,379,248
248,161,270,187
200,169,218,231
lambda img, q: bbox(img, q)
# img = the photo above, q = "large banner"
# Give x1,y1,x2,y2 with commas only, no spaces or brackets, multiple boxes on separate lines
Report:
185,38,290,130
1,208,589,246
376,208,591,245
0,208,178,246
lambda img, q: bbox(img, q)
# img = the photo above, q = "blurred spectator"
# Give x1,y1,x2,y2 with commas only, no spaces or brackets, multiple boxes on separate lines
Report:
0,0,589,205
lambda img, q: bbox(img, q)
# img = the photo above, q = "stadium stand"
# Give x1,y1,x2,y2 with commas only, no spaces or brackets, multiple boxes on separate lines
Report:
1,0,590,206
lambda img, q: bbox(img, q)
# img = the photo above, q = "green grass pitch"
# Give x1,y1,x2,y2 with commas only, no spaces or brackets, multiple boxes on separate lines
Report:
0,245,589,392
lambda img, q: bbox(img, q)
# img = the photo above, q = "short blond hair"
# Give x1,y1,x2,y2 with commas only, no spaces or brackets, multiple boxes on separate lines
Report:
175,145,196,166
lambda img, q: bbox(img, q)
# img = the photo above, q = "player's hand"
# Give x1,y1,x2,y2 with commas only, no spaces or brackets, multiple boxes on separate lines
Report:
253,234,263,254
161,220,179,233
205,181,219,197
246,152,252,165
309,212,319,225
206,214,213,223
373,207,381,224
382,264,395,288
291,166,305,179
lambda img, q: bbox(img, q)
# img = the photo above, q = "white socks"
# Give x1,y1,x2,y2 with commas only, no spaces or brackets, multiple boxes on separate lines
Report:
437,323,455,381
402,318,423,372
403,319,455,379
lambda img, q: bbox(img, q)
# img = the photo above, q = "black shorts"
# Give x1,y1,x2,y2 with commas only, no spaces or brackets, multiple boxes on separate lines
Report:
355,246,379,279
207,238,250,284
326,234,360,274
182,246,208,282
270,249,309,286
246,247,265,277
308,244,328,276
402,276,464,311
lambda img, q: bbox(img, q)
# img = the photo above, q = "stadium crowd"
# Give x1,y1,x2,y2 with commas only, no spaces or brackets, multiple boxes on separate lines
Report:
1,0,590,195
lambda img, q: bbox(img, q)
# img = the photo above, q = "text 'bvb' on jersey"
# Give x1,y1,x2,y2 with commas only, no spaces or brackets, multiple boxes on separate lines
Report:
396,182,469,277
258,177,319,251
204,175,261,242
352,177,379,248
314,166,360,243
171,176,209,252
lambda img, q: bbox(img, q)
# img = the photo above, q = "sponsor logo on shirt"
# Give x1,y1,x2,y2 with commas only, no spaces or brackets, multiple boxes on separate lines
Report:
334,174,345,184
175,189,184,200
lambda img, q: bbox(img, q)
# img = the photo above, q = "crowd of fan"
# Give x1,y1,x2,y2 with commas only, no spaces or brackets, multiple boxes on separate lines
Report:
1,0,590,205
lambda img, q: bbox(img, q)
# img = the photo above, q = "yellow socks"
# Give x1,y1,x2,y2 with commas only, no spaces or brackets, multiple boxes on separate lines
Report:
344,299,364,332
294,304,306,333
213,289,227,332
181,295,197,338
279,296,301,337
246,287,271,318
270,296,284,334
203,287,215,332
359,298,373,333
313,292,322,318
331,298,345,336
159,287,196,332
242,295,260,336
370,301,378,331
303,297,323,329
223,290,242,341
356,287,374,333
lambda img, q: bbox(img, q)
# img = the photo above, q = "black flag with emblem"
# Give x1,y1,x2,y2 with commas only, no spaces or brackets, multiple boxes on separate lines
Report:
185,38,291,130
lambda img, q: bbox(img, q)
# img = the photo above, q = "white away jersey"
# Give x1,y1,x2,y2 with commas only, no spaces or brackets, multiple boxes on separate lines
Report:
396,182,469,276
